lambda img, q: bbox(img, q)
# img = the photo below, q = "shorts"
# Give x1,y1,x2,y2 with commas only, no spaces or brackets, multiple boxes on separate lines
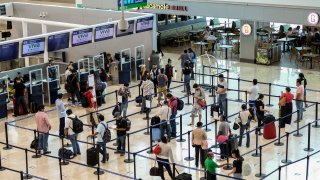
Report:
157,86,167,94
192,104,203,115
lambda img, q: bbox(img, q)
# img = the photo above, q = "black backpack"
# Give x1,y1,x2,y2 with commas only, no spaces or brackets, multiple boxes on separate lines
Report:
81,94,90,108
58,148,73,159
69,116,84,134
101,123,111,143
176,98,184,111
112,104,121,117
124,118,131,131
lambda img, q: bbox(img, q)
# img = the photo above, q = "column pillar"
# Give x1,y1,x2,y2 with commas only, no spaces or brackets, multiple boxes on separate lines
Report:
22,21,29,67
42,24,49,63
239,20,256,63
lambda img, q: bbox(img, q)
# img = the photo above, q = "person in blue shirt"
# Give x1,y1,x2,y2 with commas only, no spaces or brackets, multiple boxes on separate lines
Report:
55,93,67,138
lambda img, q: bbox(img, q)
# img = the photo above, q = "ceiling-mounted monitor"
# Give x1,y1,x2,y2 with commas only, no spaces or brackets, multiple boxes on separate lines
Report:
136,16,153,33
72,28,93,47
95,24,114,42
48,32,70,52
22,37,45,57
0,42,19,61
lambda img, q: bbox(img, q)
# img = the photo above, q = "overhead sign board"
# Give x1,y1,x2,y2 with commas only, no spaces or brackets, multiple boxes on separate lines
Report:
307,12,319,25
118,0,147,10
241,24,252,36
141,3,187,11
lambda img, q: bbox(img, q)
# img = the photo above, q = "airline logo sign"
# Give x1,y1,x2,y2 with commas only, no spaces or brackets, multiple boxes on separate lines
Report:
241,24,251,36
118,0,147,10
142,3,188,11
307,12,319,25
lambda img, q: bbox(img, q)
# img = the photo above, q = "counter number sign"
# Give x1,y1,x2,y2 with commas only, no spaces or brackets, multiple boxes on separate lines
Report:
241,24,251,36
307,12,319,25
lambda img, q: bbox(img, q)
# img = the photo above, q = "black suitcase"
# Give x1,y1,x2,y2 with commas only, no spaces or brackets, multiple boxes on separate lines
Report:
227,134,239,156
210,104,219,117
87,138,99,166
151,116,161,128
175,173,192,180
263,114,276,124
135,95,143,103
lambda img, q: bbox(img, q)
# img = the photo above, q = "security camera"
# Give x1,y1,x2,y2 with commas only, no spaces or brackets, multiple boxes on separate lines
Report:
118,18,128,32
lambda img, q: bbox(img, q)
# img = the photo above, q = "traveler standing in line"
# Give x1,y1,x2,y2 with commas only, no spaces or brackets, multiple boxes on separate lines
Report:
227,149,244,178
55,93,67,138
139,65,147,86
14,72,24,85
157,68,168,106
156,136,174,180
247,79,259,108
113,112,127,156
217,115,231,161
99,68,109,104
216,74,228,116
156,101,172,140
13,78,28,116
150,64,160,97
238,104,251,148
189,84,206,126
255,94,268,135
183,61,192,97
84,87,98,127
65,66,73,101
149,50,160,70
295,79,304,123
165,59,174,92
118,83,131,117
279,87,294,127
205,151,226,180
141,75,154,114
67,70,81,106
192,122,207,168
188,48,196,79
88,114,108,163
166,93,178,138
64,109,81,157
35,105,51,154
178,50,190,81
298,73,308,107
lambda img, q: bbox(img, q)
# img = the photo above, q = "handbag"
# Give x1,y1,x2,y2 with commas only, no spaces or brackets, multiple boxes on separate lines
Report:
233,122,240,130
149,160,160,176
153,145,161,155
217,125,229,144
30,138,38,149
278,96,286,107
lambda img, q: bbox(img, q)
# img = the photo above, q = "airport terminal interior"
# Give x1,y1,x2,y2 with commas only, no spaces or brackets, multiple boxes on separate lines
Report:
0,0,320,180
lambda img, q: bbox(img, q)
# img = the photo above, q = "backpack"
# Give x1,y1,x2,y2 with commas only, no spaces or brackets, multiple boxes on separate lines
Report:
69,116,84,134
101,123,111,143
176,98,184,111
81,93,90,108
112,104,121,117
242,162,252,176
58,148,73,159
124,118,131,131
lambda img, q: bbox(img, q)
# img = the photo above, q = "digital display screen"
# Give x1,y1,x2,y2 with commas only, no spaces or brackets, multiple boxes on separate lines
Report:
48,32,70,52
22,38,45,57
136,16,153,33
0,5,6,15
0,42,19,61
94,24,114,42
116,20,134,37
72,28,93,47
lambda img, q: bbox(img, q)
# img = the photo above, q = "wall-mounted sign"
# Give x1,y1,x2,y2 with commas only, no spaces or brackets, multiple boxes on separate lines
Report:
307,12,319,25
118,0,147,10
241,24,252,36
0,5,6,15
142,3,187,11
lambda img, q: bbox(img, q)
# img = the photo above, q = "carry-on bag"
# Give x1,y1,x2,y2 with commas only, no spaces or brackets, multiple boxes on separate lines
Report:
87,137,99,166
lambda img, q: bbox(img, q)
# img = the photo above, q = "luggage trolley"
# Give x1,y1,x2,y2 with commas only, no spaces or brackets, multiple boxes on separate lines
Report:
29,69,44,107
78,58,90,92
119,48,131,84
0,76,9,119
44,65,60,105
135,45,145,81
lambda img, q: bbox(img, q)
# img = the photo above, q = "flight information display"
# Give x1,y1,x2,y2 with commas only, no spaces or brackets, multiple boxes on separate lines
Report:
72,28,93,47
22,38,45,57
116,20,134,37
136,16,153,33
0,42,19,61
95,24,114,42
48,32,70,52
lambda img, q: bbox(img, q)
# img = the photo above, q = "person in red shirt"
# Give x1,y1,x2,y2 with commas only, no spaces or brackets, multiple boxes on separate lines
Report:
279,87,294,127
166,93,178,138
84,87,98,126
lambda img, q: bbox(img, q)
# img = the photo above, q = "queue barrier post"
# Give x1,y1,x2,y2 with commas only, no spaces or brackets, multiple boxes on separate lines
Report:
23,148,32,179
0,150,5,171
172,163,176,177
252,128,260,157
133,153,137,179
205,106,211,132
304,123,314,152
281,132,292,164
312,102,320,128
274,117,284,146
115,90,118,104
209,75,214,97
176,115,186,142
184,131,194,161
59,158,63,180
32,130,41,158
3,122,12,150
93,149,104,176
147,125,153,154
20,171,24,180
225,98,229,123
143,111,150,135
137,86,142,107
211,119,219,148
235,77,243,102
306,155,310,180
124,134,134,163
293,114,303,137
278,166,281,180
60,137,69,166
266,83,273,107
254,146,265,177
200,167,207,180
245,91,248,103
186,92,192,106
222,141,232,170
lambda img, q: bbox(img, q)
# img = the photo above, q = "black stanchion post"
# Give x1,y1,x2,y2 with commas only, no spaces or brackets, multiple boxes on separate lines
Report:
20,171,24,180
60,137,69,166
124,134,134,163
226,98,230,123
147,125,153,154
235,77,243,102
213,88,216,104
227,70,229,88
245,91,248,103
3,122,12,150
200,167,207,180
312,102,320,128
184,131,195,161
223,141,232,170
274,117,284,146
133,153,137,179
211,119,219,148
94,149,104,175
293,117,303,137
252,128,260,157
0,151,5,171
254,146,265,177
304,123,314,152
209,75,214,97
172,163,176,177
115,90,118,104
281,132,292,164
176,115,186,142
23,149,32,179
32,130,41,158
59,158,63,180
266,83,273,107
278,166,281,180
186,92,192,105
306,155,310,180
143,113,150,135
205,106,211,132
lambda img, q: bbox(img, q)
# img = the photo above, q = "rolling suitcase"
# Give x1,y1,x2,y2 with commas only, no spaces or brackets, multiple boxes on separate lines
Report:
152,128,161,142
263,122,276,139
210,104,219,119
228,134,239,156
87,137,99,166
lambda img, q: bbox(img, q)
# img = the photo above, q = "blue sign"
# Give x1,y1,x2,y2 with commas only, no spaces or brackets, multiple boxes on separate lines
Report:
0,42,19,61
48,32,70,52
22,38,45,57
118,0,147,9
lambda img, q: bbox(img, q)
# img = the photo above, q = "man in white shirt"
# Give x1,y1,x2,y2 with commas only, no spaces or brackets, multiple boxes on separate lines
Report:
156,101,172,139
56,94,67,138
64,109,80,157
141,75,154,114
216,74,227,115
247,79,259,108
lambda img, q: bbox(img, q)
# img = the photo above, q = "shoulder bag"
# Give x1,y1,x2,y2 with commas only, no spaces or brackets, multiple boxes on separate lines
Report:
149,160,160,176
217,125,229,144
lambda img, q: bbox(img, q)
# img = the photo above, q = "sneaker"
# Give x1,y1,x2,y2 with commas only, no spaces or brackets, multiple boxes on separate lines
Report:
43,151,51,155
106,153,109,161
77,152,81,155
114,151,121,154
